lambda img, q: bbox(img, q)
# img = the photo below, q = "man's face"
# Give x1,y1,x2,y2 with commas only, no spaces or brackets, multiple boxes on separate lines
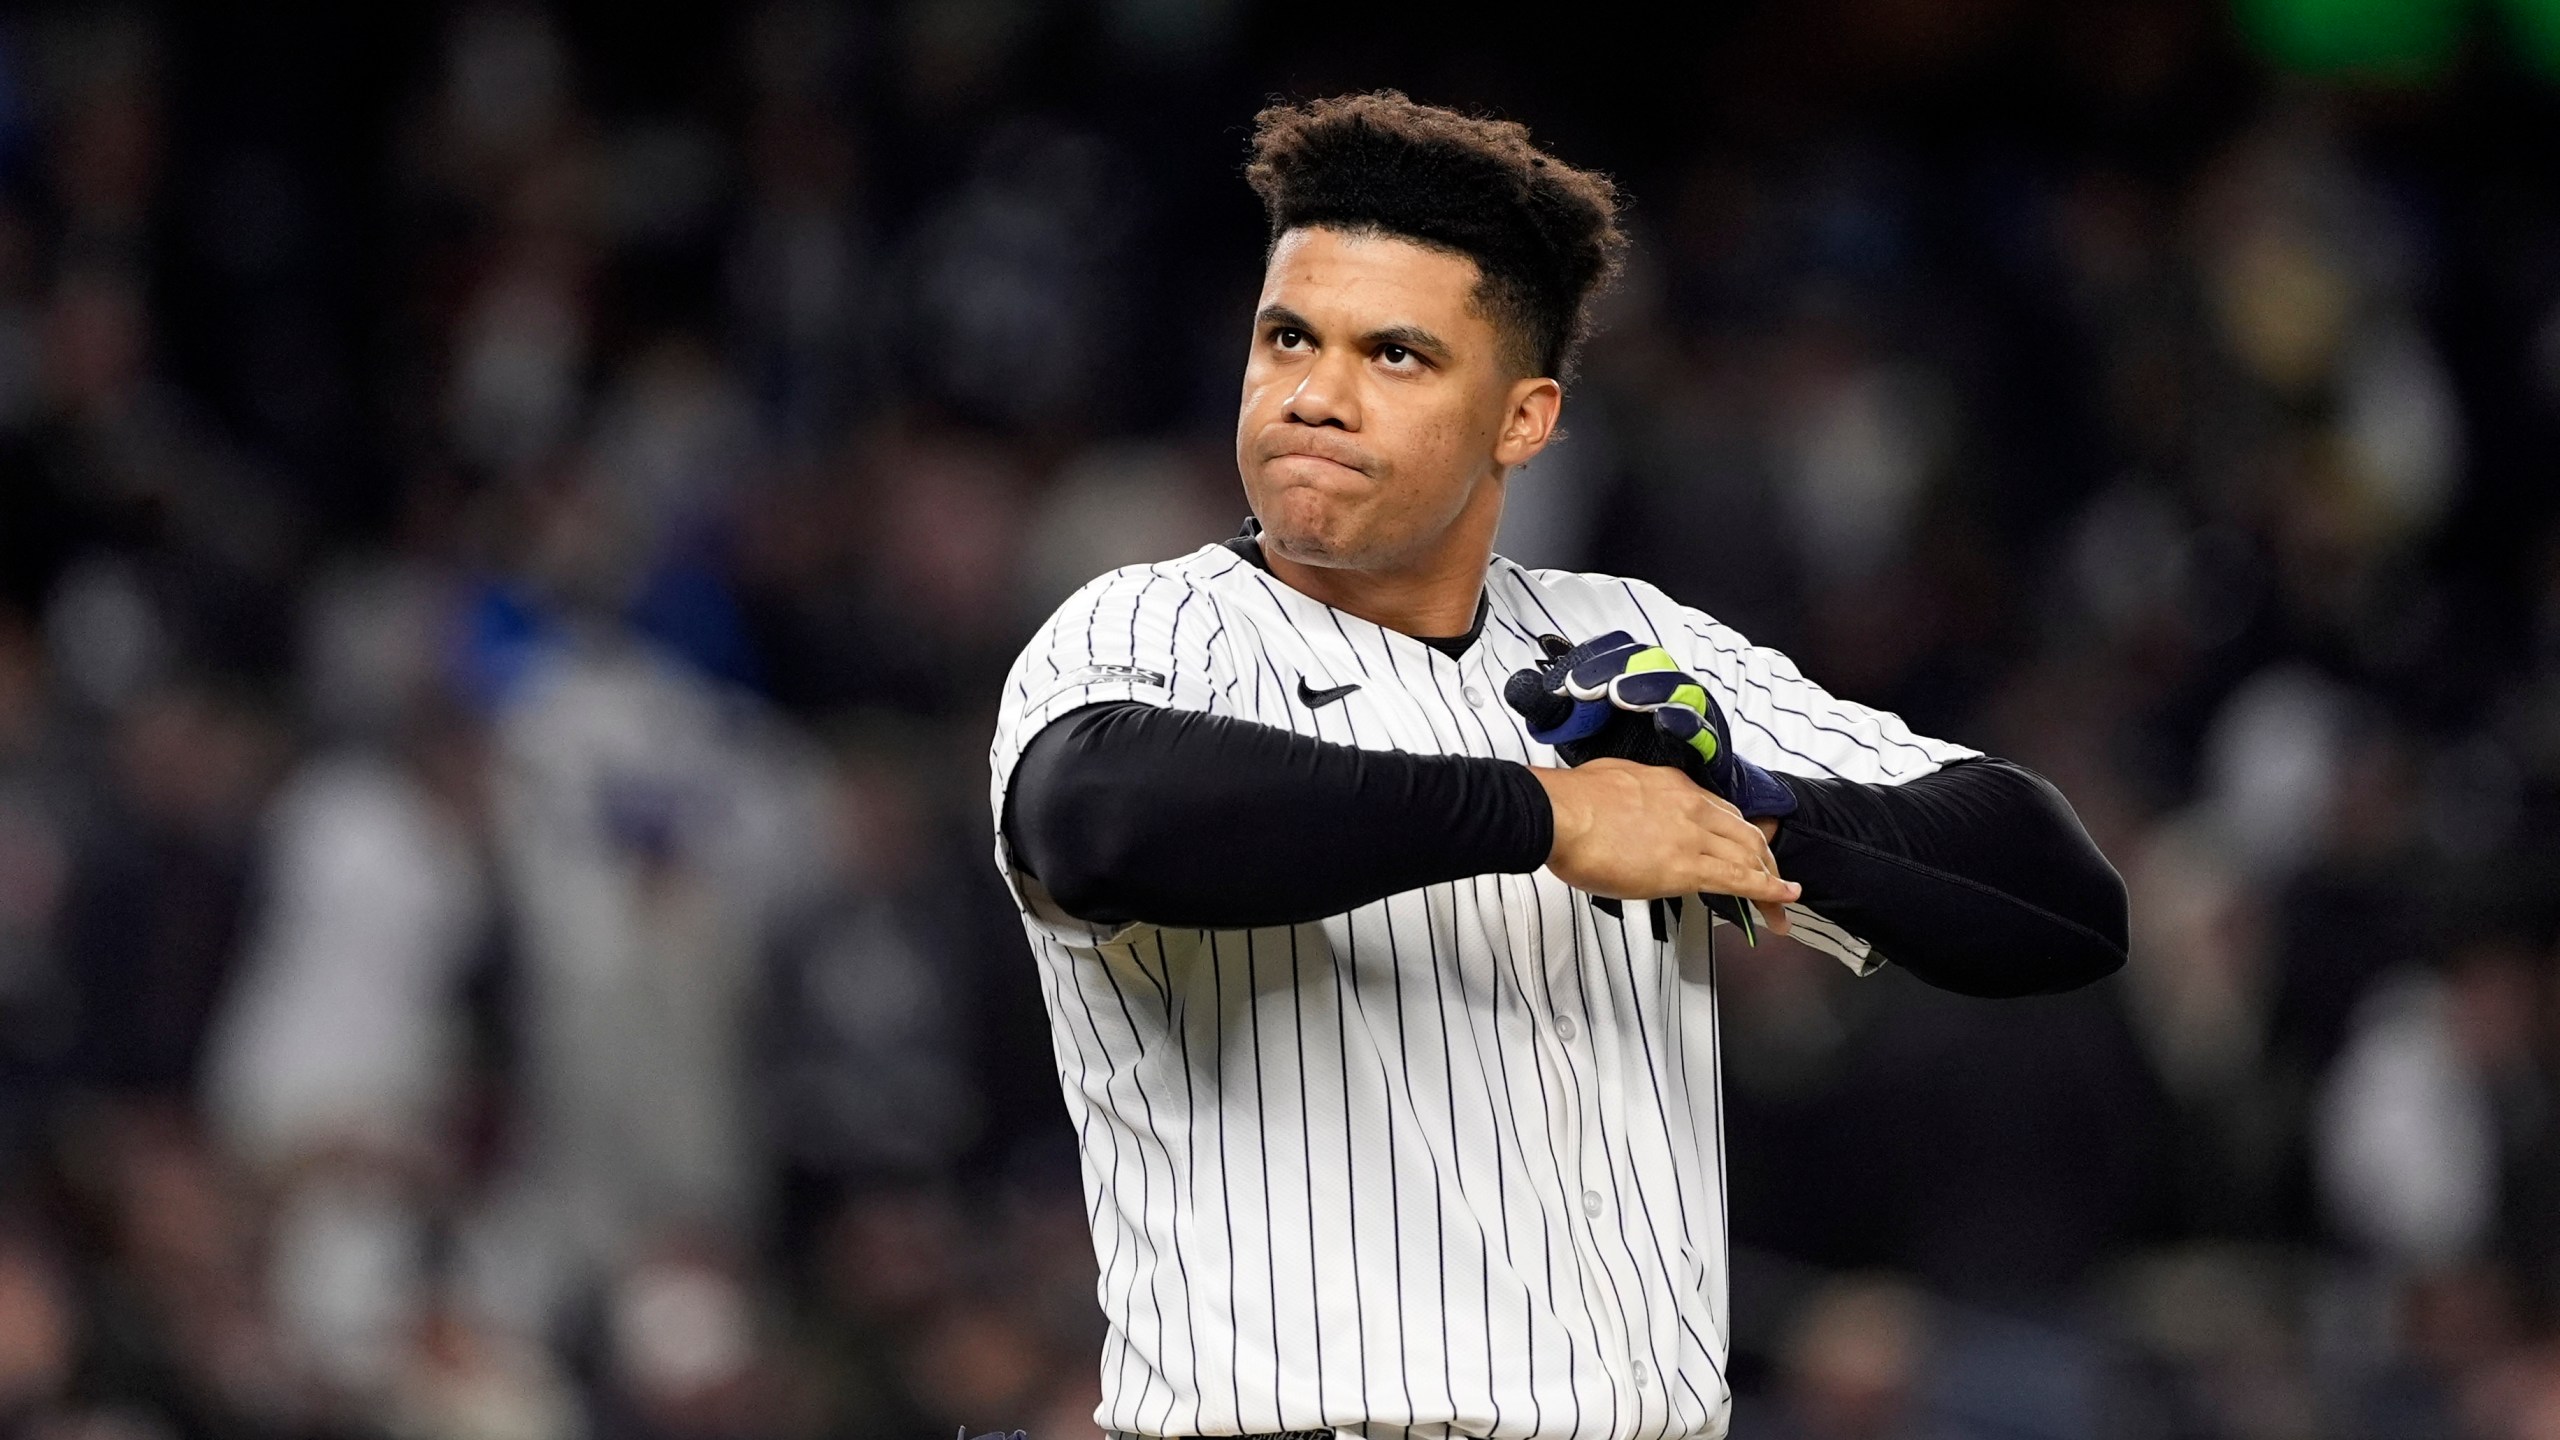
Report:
1236,227,1550,572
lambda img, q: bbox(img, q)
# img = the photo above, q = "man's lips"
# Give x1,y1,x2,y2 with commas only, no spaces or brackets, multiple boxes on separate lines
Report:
1262,447,1372,478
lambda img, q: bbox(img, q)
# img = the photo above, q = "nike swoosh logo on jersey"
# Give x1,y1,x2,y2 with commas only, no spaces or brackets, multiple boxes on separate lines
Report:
1297,677,1361,709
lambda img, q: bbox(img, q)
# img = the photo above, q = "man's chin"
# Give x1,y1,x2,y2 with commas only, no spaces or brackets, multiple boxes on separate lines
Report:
1259,523,1356,569
1254,491,1366,567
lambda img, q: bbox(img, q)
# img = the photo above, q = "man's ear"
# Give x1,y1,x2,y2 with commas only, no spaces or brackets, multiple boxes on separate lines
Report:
1493,375,1563,468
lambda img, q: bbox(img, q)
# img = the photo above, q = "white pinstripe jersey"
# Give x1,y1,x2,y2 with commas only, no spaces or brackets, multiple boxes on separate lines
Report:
988,542,1977,1440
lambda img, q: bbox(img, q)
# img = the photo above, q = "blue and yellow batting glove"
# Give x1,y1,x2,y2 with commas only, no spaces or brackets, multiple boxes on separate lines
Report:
1503,630,1798,940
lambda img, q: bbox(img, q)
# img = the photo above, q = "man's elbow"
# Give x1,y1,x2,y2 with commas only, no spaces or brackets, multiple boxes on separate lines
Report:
1036,850,1137,928
2010,858,2130,997
1913,933,2123,999
2009,769,2131,995
2026,928,2127,996
1895,854,2129,999
1015,770,1148,927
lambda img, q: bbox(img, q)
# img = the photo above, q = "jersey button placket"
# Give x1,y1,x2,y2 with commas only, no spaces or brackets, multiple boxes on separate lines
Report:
1569,1005,1639,1374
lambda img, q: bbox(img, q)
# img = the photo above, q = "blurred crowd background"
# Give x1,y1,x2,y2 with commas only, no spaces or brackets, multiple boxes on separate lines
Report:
1,1,2558,1438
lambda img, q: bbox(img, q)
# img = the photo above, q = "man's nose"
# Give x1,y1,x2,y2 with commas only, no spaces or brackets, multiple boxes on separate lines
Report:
1284,349,1360,429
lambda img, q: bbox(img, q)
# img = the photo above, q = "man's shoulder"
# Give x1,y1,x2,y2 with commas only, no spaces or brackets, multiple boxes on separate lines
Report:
1042,543,1256,621
1001,543,1253,706
1490,557,1715,636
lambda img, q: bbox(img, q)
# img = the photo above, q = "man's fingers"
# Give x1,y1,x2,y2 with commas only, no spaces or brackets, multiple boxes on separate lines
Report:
1727,809,1795,933
1697,835,1780,886
1664,780,1792,906
1687,793,1763,842
1692,857,1798,903
1753,833,1785,883
1691,814,1782,878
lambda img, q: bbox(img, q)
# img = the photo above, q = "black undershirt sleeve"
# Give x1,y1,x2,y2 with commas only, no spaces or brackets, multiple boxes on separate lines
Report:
1003,701,1553,931
1771,758,2129,997
1003,701,2126,999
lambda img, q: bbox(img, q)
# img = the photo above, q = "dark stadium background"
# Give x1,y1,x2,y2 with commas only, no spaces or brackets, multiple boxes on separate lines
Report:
3,1,2560,1436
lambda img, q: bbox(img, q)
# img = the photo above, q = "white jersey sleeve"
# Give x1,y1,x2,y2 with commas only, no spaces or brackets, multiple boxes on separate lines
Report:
988,556,1234,946
1609,575,1982,975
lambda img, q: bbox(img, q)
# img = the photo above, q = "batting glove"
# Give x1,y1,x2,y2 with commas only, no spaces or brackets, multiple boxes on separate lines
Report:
1503,631,1797,819
1504,630,1797,943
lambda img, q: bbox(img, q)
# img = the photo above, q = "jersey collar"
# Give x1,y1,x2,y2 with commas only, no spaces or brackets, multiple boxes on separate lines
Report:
1223,517,1489,659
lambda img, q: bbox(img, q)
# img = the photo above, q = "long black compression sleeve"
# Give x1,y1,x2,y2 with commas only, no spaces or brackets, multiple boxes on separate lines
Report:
1003,702,1554,930
1005,702,2127,997
1771,758,2128,997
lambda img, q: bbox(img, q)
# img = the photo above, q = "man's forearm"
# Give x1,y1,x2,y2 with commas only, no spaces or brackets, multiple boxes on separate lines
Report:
1772,759,2128,997
1003,702,1553,929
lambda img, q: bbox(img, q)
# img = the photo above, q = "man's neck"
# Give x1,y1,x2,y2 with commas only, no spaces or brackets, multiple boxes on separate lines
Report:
1260,536,1491,639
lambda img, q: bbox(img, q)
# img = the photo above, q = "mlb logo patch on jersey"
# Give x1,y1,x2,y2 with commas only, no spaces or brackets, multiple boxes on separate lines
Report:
1024,662,1176,714
1059,662,1169,689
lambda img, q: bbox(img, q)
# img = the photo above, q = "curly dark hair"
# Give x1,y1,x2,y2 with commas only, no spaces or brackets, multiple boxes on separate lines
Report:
1244,91,1627,381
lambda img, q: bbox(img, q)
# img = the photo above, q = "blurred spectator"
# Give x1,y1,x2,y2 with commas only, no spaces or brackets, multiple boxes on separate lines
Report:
56,682,279,1098
1770,1275,1937,1440
761,723,983,1206
464,632,829,1342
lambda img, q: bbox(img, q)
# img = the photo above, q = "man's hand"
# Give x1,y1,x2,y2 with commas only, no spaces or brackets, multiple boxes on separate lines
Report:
1505,631,1799,821
1532,759,1796,935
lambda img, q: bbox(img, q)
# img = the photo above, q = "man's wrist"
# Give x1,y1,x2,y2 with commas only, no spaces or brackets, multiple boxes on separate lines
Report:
1526,765,1582,866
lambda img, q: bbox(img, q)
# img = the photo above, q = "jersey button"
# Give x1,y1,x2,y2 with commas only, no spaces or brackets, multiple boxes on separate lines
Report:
1582,1189,1602,1218
1463,685,1487,708
1632,1359,1651,1389
1554,1014,1578,1042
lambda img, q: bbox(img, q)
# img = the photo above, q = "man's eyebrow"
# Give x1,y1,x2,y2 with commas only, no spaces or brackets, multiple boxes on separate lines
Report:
1256,305,1315,333
1361,323,1451,359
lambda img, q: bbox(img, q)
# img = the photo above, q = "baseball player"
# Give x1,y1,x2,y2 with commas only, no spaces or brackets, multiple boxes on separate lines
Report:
990,92,2127,1440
